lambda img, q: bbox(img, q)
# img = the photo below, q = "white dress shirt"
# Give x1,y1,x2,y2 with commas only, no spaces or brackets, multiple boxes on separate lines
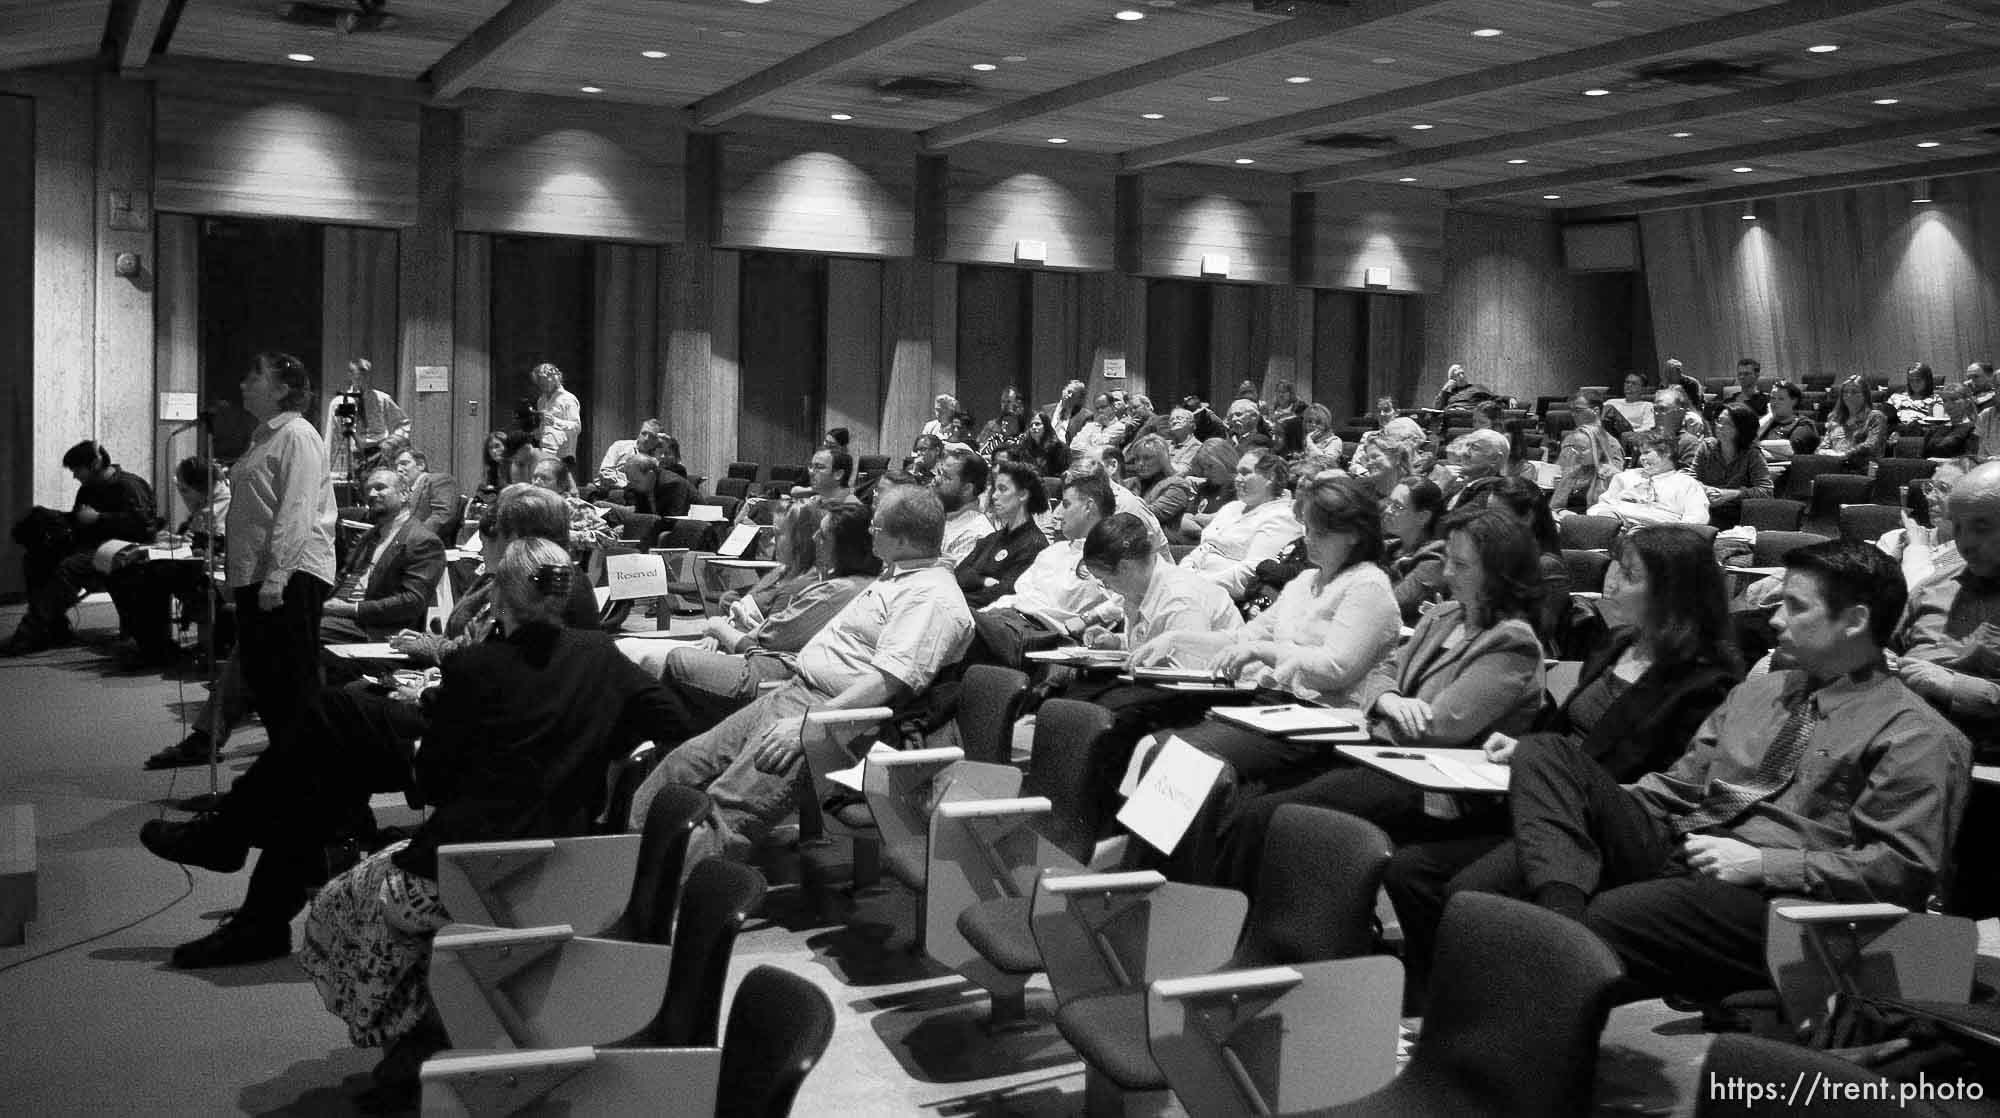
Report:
1587,466,1709,526
226,412,337,590
1180,498,1303,600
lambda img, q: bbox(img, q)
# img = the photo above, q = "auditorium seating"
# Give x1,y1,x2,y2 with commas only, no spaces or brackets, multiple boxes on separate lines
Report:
1751,530,1831,567
1739,498,1805,532
1557,514,1622,552
1837,503,1903,544
1807,474,1871,535
1872,457,1939,505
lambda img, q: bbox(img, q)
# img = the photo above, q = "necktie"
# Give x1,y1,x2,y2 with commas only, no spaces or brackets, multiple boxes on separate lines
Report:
1671,690,1816,837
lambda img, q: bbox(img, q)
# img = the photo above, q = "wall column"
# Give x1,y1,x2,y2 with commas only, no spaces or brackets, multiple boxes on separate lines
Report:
95,75,154,479
401,105,459,477
665,133,739,483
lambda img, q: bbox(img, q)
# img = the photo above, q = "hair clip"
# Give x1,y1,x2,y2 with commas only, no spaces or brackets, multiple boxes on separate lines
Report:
532,563,574,597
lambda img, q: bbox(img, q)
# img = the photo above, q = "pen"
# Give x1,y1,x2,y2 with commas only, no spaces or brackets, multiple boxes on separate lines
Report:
1252,705,1295,714
1376,751,1425,760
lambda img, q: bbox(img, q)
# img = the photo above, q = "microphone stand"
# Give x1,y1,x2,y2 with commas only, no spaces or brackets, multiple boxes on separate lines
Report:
168,406,226,810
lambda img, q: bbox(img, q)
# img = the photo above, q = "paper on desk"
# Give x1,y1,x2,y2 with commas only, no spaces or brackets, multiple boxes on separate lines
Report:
1426,755,1510,792
826,742,897,792
1117,735,1226,855
325,642,408,660
145,544,194,561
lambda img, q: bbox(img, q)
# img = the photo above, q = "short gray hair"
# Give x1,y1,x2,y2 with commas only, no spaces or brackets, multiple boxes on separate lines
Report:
874,484,946,554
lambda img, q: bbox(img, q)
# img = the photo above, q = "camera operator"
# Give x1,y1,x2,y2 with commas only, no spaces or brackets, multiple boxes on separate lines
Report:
529,362,582,461
323,357,410,474
3,440,158,656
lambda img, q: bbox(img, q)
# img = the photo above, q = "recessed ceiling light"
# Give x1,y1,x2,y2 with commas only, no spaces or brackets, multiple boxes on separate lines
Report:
1671,131,1693,138
579,85,603,93
1506,158,1528,164
1544,194,1561,200
1732,165,1754,173
1872,97,1900,105
1371,56,1396,64
829,112,852,121
1410,123,1434,130
1945,19,1975,29
1234,157,1255,164
971,62,997,71
881,95,903,103
1471,28,1503,37
1807,43,1839,53
1147,0,1175,6
1591,0,1622,7
741,0,770,4
1206,94,1231,102
1583,88,1610,97
1761,117,1787,124
1397,176,1417,183
1285,76,1312,84
1115,9,1145,20
641,50,668,59
1003,55,1028,62
1917,140,1941,148
1141,112,1164,120
1048,137,1068,144
719,29,744,37
1742,210,1757,221
286,52,314,62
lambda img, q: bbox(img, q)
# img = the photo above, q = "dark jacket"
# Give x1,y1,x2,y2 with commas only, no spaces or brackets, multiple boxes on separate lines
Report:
396,625,687,877
335,516,447,636
1533,632,1739,782
407,472,463,540
74,467,158,549
955,519,1050,610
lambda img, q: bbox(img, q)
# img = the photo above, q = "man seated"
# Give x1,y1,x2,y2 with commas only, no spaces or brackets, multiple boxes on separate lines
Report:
3,440,157,655
1224,398,1273,458
972,473,1122,666
934,448,996,567
596,417,666,485
320,467,447,644
625,485,975,861
1165,408,1205,475
1077,512,1239,653
1444,539,1967,1002
105,456,230,665
1893,460,2000,757
1433,429,1510,511
1627,386,1706,462
391,447,462,541
1585,430,1709,526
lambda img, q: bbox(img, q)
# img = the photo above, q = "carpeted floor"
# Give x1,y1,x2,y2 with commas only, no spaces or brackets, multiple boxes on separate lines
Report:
0,595,1819,1116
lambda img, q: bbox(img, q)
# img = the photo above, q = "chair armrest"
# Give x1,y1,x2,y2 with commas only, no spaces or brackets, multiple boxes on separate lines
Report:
1153,965,1302,1001
1041,870,1166,896
805,706,896,727
433,924,576,953
1775,902,1910,925
937,796,1053,821
437,839,558,860
869,746,965,767
435,835,640,935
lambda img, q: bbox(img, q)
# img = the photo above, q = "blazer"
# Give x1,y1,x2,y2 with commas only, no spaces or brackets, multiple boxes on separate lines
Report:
337,515,447,637
1534,632,1739,782
406,471,463,539
1356,600,1545,748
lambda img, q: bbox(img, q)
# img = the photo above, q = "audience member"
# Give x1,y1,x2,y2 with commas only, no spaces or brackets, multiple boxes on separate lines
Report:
4,439,159,656
1462,475,1571,648
1892,460,2000,758
1180,449,1301,601
1550,394,1626,513
934,449,996,566
976,387,1026,455
1223,399,1271,457
921,393,960,439
954,463,1049,609
1386,476,1448,623
1046,379,1091,444
1662,357,1707,415
1432,363,1490,411
1124,434,1196,538
318,467,446,644
1587,430,1709,526
1300,403,1342,459
1079,512,1238,653
1691,402,1773,528
1757,381,1821,456
1968,363,2000,458
1016,410,1071,478
1726,358,1768,417
1434,429,1510,510
391,448,461,540
105,455,229,666
1819,375,1888,469
1888,362,1948,430
529,362,582,460
1601,371,1656,443
595,418,666,483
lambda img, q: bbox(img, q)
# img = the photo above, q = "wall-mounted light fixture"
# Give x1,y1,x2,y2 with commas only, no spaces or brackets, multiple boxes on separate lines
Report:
1912,179,1933,204
1199,253,1230,278
1740,202,1757,221
1014,239,1047,265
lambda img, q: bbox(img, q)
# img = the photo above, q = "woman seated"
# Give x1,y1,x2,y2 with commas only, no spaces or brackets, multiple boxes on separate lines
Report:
1757,381,1822,456
1382,523,1741,1000
1179,449,1303,601
1300,403,1343,461
530,452,616,549
1133,475,1402,786
1125,434,1196,538
1691,402,1773,529
1818,375,1889,470
1349,428,1416,502
1015,410,1070,479
1888,362,1949,432
1549,394,1625,513
955,463,1050,610
1178,437,1242,536
295,537,689,1105
716,500,819,619
1386,476,1448,624
1211,507,1549,891
1585,429,1709,526
1461,475,1571,650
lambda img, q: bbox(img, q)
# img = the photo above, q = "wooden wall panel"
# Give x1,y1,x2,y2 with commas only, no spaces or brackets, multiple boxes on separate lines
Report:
459,97,684,244
321,226,400,420
960,266,1031,425
154,214,201,529
1431,209,1632,405
1313,290,1364,422
944,148,1116,272
403,106,458,474
1305,183,1445,295
878,259,935,460
94,76,154,478
1208,285,1252,406
825,257,883,456
1640,172,2000,384
1139,165,1290,285
592,242,663,455
720,119,915,258
33,74,94,508
154,80,419,226
0,93,33,594
451,233,493,487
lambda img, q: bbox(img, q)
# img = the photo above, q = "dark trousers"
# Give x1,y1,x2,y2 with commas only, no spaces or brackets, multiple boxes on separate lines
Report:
1427,736,1772,1002
19,551,101,637
228,683,427,924
233,574,330,756
106,558,217,654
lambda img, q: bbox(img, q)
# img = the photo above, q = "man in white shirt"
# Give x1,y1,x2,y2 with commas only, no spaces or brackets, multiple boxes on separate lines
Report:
1081,512,1240,653
974,473,1122,665
627,485,974,860
322,357,410,471
596,418,665,484
935,449,996,566
1166,408,1205,476
1585,430,1710,526
531,362,583,460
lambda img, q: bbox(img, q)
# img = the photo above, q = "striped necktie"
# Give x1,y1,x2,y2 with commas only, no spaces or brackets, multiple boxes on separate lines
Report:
1671,691,1816,837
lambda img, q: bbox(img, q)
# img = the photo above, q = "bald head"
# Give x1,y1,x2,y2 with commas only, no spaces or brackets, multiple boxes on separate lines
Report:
1948,461,2000,578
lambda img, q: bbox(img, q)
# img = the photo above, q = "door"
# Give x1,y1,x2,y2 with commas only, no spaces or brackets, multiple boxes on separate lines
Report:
737,252,827,473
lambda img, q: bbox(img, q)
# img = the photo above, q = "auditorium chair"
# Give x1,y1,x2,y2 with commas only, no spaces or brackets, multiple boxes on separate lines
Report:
419,964,835,1118
714,477,751,503
857,453,890,476
1541,408,1575,446
1693,1035,1949,1118
1872,457,1939,505
1807,474,1872,535
428,858,766,1053
1779,456,1842,502
725,462,758,481
1304,893,1625,1117
1738,498,1805,532
436,787,711,939
1751,530,1831,567
1051,807,1394,1115
767,465,807,487
1561,548,1611,594
1556,513,1621,552
1892,435,1929,460
1838,503,1903,545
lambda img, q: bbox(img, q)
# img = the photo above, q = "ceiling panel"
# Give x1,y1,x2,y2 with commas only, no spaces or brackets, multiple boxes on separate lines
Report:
172,0,510,78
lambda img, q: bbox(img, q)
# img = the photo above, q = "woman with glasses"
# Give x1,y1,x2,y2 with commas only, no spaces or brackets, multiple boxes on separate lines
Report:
1384,477,1448,624
1549,394,1626,513
1818,375,1889,470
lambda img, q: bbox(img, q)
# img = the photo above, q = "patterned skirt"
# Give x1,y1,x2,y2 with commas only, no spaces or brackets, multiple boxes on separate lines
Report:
297,840,453,1048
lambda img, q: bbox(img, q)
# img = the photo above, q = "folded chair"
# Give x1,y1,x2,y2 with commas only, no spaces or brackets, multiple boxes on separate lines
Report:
435,787,710,939
419,963,834,1118
1052,807,1393,1115
429,858,766,1052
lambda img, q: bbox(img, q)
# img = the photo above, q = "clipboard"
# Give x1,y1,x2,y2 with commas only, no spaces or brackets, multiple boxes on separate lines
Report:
1337,745,1509,793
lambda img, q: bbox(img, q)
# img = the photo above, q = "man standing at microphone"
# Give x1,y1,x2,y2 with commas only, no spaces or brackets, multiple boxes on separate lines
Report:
229,352,337,752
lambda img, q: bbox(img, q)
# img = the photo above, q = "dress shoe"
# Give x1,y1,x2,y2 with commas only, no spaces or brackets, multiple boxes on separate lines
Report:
140,812,248,873
143,731,218,771
169,917,290,969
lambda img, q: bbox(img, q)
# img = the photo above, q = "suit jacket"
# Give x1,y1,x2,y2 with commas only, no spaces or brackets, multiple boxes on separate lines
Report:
1536,632,1738,782
1357,601,1545,747
336,515,446,636
407,471,462,539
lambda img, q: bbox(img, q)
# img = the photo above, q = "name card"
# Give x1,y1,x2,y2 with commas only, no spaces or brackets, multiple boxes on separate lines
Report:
603,553,669,601
718,523,759,558
1117,734,1225,855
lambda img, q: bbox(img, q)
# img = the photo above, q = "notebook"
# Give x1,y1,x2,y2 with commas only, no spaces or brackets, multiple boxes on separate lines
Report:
1211,704,1364,737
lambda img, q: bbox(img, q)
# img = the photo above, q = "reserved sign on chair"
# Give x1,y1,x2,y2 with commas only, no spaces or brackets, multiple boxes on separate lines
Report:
603,553,669,601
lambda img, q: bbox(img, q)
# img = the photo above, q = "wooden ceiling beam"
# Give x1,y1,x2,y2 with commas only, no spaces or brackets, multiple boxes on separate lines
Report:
117,0,176,73
428,0,580,100
1298,48,2000,190
921,0,1452,150
694,0,999,128
1451,105,2000,202
1121,0,1930,171
1563,151,2000,219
